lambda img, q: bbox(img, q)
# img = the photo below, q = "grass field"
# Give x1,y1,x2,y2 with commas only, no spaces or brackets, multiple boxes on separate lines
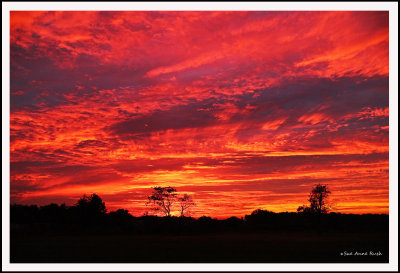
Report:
11,231,388,263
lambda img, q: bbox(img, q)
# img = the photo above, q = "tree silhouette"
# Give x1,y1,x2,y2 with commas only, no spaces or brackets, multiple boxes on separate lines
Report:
298,184,331,214
76,193,107,217
177,194,195,217
146,186,177,217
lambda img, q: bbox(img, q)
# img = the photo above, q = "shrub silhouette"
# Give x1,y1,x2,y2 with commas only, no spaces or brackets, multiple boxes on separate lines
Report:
67,194,107,224
107,209,134,224
38,203,68,223
76,193,107,214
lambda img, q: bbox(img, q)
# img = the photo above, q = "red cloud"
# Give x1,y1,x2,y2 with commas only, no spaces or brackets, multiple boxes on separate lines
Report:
10,11,389,217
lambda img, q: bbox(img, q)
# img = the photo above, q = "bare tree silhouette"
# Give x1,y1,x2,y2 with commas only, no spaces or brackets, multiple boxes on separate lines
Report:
177,194,195,217
146,186,177,217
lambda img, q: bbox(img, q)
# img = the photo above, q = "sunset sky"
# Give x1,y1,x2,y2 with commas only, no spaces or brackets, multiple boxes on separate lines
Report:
9,11,389,218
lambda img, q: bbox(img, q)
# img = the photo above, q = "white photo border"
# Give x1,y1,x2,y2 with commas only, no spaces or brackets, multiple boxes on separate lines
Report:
2,1,398,272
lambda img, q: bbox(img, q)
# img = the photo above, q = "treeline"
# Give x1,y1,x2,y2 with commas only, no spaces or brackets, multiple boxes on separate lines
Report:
10,194,388,236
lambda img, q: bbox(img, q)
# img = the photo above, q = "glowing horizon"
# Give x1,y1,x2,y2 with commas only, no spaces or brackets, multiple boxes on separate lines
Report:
10,11,389,218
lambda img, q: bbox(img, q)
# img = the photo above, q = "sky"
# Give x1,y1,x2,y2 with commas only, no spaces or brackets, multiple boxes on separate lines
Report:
9,11,389,218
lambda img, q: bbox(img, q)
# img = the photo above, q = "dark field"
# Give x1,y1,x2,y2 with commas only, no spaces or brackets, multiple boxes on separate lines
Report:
10,204,389,263
11,230,388,263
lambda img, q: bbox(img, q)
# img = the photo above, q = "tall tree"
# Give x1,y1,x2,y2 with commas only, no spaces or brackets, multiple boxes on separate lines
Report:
298,184,331,214
146,186,177,217
309,184,331,214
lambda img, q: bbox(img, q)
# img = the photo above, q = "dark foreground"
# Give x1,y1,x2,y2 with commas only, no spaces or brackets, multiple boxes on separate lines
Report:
10,204,389,263
11,230,388,263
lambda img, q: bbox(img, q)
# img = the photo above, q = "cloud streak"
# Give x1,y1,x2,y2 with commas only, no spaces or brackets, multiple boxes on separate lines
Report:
10,11,389,217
